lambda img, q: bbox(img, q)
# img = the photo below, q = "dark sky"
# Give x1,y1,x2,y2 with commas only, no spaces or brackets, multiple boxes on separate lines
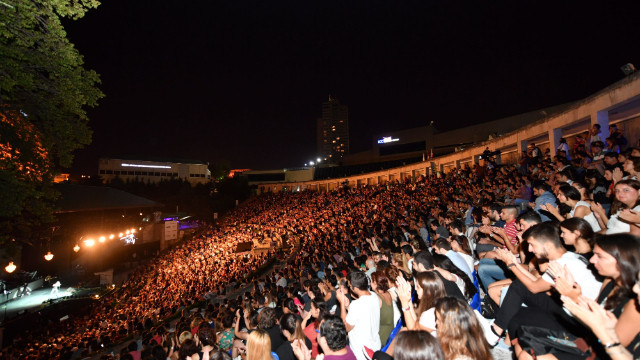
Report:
64,0,640,172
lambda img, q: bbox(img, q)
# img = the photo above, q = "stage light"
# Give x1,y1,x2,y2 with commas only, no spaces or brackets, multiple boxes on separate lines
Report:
119,233,124,237
131,228,136,234
73,244,80,252
99,236,106,243
5,262,16,273
317,158,321,162
126,230,130,235
44,252,54,261
139,212,143,216
94,294,99,299
84,239,95,247
138,227,142,230
109,234,115,239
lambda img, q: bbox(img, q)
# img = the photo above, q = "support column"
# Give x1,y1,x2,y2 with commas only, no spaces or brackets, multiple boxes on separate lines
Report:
549,128,563,158
455,160,461,169
439,164,444,177
517,140,528,159
473,155,481,165
430,162,437,177
411,169,417,183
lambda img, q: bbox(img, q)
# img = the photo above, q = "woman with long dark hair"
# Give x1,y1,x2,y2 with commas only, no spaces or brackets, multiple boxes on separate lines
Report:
276,314,312,360
396,271,447,334
559,217,595,258
302,299,328,358
432,254,477,301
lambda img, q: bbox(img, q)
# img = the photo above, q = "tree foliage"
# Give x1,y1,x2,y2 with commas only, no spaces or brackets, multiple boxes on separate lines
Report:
0,0,103,245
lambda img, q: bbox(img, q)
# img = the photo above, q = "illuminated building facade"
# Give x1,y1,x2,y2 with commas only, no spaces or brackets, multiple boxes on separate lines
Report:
317,96,350,163
98,158,211,185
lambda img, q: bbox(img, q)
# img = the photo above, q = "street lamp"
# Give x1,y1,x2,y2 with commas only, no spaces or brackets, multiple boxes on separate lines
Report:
5,262,16,273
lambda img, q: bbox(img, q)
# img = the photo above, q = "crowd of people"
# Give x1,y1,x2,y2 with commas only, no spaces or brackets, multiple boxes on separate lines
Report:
2,130,640,360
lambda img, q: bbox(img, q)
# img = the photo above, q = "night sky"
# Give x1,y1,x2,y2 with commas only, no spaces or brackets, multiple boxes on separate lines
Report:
64,0,640,172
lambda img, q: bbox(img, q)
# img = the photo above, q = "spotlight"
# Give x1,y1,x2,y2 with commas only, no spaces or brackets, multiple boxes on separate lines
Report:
131,228,136,234
44,252,54,261
73,244,80,252
109,234,115,239
99,236,106,243
126,230,130,235
5,262,16,273
119,233,124,237
84,239,95,247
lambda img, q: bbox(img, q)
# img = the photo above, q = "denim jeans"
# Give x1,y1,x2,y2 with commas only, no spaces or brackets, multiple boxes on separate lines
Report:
478,258,509,292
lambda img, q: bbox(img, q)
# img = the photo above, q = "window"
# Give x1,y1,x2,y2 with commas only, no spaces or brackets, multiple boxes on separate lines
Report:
99,169,106,174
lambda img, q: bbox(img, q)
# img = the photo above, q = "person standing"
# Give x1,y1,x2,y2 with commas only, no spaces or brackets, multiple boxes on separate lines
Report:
337,271,380,360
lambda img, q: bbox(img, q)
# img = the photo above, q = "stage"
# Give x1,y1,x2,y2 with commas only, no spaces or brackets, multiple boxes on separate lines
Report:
1,286,76,322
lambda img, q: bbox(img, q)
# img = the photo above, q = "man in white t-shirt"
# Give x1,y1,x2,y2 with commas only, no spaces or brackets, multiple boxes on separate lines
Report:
488,222,601,345
337,270,381,360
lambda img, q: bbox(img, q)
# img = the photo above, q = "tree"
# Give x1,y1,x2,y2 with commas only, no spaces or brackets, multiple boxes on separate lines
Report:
0,0,104,246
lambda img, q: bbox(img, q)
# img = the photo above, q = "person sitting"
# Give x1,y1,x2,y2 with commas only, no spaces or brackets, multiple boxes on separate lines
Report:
488,223,602,346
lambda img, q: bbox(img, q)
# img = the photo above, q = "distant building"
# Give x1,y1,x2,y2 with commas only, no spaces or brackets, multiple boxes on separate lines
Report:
98,157,211,186
317,96,350,163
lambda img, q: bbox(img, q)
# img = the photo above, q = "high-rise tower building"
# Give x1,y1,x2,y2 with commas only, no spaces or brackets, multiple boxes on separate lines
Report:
317,96,349,163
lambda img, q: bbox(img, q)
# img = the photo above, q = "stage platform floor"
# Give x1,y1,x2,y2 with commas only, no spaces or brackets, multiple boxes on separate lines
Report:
1,287,77,322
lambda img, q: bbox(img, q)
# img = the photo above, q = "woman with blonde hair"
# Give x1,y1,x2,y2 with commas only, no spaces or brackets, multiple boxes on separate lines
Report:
392,253,411,277
247,329,274,360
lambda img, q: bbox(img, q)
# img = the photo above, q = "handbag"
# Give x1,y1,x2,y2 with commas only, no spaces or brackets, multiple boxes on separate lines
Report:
518,325,593,360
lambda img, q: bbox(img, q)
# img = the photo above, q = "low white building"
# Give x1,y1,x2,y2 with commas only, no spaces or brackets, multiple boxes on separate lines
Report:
98,157,211,186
